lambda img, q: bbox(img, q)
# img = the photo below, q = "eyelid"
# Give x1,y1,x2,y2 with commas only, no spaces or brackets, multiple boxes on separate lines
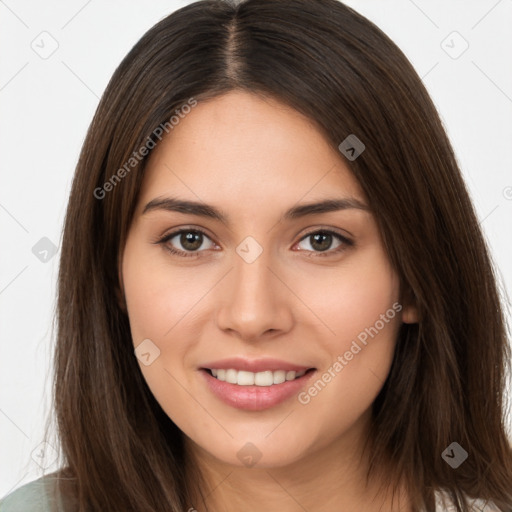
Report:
296,225,353,243
156,225,215,243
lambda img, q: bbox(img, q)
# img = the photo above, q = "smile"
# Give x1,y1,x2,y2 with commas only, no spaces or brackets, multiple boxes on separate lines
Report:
200,367,317,411
207,368,311,386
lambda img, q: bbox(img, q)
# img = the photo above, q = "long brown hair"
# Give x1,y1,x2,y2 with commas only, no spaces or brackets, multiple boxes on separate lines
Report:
42,0,512,510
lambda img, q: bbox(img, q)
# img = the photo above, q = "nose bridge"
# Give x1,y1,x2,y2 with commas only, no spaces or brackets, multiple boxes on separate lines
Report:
231,243,276,313
232,233,274,296
215,238,292,339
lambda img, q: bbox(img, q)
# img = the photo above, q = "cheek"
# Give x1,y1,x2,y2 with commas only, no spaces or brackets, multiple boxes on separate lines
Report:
121,237,216,400
122,238,202,343
294,246,401,415
301,244,400,346
121,237,202,426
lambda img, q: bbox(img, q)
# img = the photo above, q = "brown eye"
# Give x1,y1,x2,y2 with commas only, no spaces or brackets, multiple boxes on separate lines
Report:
296,230,353,256
179,231,204,251
158,229,216,257
309,232,334,251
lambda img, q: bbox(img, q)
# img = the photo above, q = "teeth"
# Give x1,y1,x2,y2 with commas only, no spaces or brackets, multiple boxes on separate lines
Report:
226,369,237,383
209,368,307,386
273,370,286,384
237,370,255,385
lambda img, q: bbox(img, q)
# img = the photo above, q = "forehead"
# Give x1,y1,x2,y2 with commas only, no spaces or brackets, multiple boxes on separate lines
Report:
138,91,367,215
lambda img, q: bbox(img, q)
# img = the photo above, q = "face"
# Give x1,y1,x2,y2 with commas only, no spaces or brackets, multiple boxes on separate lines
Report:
121,90,417,470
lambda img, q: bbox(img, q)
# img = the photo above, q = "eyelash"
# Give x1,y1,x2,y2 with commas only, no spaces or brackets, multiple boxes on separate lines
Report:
155,227,354,259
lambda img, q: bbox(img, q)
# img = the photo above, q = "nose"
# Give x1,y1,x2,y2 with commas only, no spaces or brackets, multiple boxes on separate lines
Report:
215,246,294,341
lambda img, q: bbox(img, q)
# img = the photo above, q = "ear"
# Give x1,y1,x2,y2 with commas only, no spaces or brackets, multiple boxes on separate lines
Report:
402,303,418,324
401,287,419,324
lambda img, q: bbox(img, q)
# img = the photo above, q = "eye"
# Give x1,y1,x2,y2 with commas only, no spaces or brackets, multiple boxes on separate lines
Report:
157,228,217,257
156,227,353,259
295,229,353,257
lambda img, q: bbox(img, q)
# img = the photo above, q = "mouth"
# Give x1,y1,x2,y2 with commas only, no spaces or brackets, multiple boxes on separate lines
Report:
199,366,317,411
202,367,316,386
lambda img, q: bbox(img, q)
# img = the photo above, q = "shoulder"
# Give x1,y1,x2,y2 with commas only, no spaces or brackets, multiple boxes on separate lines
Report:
0,474,76,512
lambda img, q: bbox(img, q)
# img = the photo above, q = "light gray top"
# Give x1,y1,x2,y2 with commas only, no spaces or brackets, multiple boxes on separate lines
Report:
0,475,501,511
0,475,75,512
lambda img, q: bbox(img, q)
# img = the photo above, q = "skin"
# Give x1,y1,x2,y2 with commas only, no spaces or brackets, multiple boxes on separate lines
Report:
121,90,418,512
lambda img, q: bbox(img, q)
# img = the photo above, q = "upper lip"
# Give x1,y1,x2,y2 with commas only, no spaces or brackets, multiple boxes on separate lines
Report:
200,357,315,373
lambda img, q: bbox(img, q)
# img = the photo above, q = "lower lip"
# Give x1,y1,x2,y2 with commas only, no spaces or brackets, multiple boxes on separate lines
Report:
200,369,316,411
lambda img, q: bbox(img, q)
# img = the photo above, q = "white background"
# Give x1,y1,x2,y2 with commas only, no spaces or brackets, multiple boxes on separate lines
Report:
1,0,511,497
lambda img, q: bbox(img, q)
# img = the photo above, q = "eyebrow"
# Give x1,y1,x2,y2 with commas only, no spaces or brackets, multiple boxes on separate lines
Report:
142,196,370,224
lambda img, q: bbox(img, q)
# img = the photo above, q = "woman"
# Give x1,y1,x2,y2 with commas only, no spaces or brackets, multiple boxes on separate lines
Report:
2,0,511,510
